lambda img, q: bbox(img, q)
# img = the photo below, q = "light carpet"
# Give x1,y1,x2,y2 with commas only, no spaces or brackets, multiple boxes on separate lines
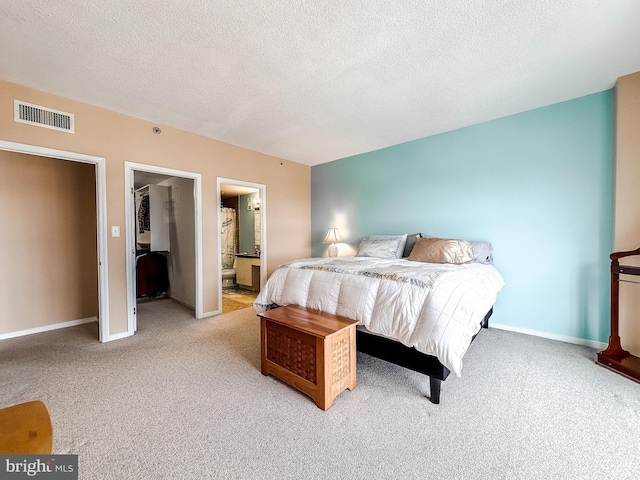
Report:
1,299,639,479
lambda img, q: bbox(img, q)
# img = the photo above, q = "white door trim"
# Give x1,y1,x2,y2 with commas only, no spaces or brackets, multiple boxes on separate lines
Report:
125,162,203,334
217,177,266,313
0,140,110,342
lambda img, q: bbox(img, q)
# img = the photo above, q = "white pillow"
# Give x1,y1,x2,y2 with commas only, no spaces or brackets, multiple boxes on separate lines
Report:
470,241,493,264
356,234,407,259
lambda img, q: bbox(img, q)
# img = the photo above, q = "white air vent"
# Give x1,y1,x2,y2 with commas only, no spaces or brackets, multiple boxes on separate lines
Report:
14,100,74,133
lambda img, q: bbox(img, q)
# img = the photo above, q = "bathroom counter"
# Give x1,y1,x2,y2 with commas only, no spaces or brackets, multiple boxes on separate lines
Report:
235,255,261,291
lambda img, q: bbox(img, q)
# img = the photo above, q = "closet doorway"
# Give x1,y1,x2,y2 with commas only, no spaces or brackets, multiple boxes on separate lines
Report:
0,140,109,342
125,162,203,334
217,178,266,314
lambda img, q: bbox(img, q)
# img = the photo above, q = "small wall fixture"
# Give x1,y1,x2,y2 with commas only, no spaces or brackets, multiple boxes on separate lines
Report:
153,127,162,134
247,196,261,210
323,227,343,257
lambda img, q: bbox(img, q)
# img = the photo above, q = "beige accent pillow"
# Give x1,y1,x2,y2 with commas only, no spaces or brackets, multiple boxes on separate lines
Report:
407,237,474,264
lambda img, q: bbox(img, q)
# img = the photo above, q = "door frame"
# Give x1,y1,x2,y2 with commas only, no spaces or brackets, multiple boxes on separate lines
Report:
217,177,266,312
125,162,203,334
0,140,110,342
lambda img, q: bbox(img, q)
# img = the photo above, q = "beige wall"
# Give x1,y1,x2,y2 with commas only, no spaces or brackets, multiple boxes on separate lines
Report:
0,151,98,334
0,79,311,338
162,176,196,308
614,71,640,356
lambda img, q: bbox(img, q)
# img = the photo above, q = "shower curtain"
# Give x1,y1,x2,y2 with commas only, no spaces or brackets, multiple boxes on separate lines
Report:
254,210,261,249
221,207,236,269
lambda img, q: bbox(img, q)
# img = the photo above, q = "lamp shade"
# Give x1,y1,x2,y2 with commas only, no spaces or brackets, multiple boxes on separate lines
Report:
322,227,343,244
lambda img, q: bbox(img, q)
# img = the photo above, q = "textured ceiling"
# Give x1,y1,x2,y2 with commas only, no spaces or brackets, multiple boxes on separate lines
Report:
1,1,639,166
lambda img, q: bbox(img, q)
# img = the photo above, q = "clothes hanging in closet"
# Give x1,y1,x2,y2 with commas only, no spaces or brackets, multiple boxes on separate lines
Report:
136,252,169,298
137,194,150,234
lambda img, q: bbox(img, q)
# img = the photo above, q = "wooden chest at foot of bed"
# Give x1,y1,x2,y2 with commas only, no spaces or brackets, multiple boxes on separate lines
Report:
258,305,357,410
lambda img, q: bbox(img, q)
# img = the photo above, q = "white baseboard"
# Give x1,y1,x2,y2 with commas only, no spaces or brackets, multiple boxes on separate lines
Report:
0,316,97,341
170,297,195,310
491,322,607,350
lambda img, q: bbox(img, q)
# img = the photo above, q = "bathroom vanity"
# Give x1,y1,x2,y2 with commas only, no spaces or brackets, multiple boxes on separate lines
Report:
235,254,261,291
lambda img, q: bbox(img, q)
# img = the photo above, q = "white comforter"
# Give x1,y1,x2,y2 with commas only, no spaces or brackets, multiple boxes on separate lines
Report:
254,256,505,376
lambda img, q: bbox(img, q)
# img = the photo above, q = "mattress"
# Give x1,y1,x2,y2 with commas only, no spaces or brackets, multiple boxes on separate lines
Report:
254,256,505,376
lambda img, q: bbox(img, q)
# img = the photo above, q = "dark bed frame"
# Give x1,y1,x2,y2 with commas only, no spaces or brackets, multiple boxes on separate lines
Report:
355,308,493,404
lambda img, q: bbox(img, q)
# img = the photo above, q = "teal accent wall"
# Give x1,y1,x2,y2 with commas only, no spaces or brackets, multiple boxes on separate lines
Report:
239,192,259,254
311,91,614,343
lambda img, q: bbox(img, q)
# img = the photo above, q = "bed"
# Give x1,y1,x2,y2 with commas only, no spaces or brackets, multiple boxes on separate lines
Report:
253,234,505,404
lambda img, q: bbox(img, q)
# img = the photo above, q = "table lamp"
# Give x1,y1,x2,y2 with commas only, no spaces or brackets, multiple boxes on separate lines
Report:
323,227,342,257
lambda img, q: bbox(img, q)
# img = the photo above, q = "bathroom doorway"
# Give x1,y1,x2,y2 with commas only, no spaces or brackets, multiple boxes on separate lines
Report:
217,178,266,313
